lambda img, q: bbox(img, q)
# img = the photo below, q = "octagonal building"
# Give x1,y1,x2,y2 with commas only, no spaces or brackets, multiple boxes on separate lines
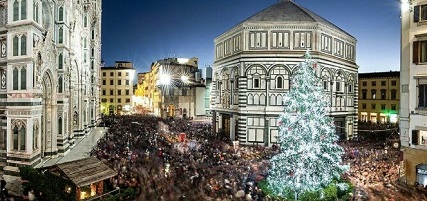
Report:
211,0,358,146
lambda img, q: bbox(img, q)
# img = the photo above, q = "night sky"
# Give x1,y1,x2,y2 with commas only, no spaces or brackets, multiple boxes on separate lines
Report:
101,0,401,74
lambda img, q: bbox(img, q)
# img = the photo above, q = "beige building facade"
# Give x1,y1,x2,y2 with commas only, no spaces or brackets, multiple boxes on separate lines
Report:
136,57,210,119
400,0,427,186
358,71,400,124
100,61,135,115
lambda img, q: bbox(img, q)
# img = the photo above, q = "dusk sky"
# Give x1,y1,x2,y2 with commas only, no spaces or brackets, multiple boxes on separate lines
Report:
101,0,401,74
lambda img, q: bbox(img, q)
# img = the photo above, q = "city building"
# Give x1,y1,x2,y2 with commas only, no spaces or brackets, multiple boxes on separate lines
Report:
137,72,147,85
400,0,427,186
137,57,210,119
100,61,135,115
0,0,102,178
211,0,358,146
358,71,400,124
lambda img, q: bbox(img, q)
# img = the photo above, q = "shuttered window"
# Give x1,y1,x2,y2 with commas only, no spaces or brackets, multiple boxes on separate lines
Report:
414,5,427,22
413,41,427,64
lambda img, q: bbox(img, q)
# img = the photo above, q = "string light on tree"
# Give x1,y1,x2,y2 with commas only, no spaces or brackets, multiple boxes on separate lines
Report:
267,49,349,200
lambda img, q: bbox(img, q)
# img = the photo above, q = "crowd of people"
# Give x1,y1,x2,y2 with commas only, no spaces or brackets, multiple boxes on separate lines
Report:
90,115,425,201
92,115,276,200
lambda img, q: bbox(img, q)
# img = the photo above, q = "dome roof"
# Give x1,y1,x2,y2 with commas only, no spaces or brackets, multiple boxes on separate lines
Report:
242,0,352,37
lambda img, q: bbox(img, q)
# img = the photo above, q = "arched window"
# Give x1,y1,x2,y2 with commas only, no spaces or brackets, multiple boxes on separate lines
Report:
58,27,63,44
91,29,95,40
248,94,254,105
20,35,27,55
12,122,26,151
334,71,344,92
19,126,26,151
33,121,38,149
13,68,18,90
58,54,63,69
83,15,88,27
13,125,19,150
13,36,19,56
371,89,377,100
254,94,260,105
277,94,283,106
13,0,19,21
58,76,63,93
276,76,283,89
270,94,276,105
260,94,266,105
21,0,27,20
270,65,289,90
20,67,26,90
58,117,62,134
33,3,39,23
58,7,64,21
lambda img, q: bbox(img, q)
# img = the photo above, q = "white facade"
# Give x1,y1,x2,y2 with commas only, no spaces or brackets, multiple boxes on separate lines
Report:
0,0,102,174
400,0,427,147
400,0,427,185
211,0,358,146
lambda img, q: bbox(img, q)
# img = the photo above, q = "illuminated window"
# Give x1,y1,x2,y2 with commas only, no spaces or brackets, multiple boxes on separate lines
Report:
371,90,376,99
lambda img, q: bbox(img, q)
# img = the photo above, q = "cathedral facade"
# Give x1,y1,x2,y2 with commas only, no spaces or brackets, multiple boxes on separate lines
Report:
0,0,101,174
211,0,358,146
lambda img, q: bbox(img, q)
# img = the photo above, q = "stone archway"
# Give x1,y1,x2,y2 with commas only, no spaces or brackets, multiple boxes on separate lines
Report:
41,72,54,157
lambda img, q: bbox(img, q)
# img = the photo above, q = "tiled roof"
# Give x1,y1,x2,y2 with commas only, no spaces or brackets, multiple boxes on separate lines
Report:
241,0,353,38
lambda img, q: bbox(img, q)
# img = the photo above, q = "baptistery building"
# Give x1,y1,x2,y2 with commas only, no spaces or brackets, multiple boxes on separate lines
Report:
211,0,358,146
0,0,102,175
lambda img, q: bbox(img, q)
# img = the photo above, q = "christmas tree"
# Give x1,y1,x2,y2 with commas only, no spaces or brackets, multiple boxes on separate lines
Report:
267,50,348,199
